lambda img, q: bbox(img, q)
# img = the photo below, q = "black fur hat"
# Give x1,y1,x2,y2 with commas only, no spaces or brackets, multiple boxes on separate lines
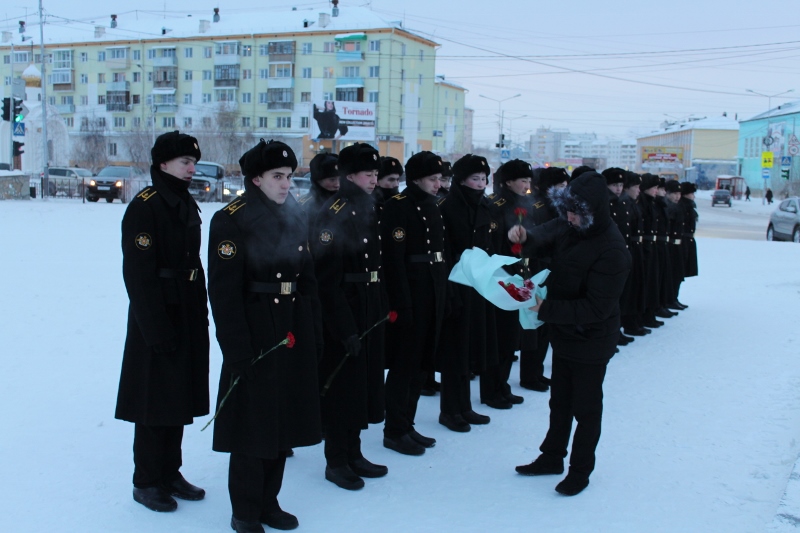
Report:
337,142,380,176
680,181,697,195
571,165,595,182
440,161,453,178
640,173,660,191
239,139,297,179
602,167,625,185
309,153,339,182
623,171,642,189
378,156,404,179
664,180,681,193
658,177,666,189
405,151,443,181
452,154,490,184
497,159,534,182
538,166,570,191
151,130,201,166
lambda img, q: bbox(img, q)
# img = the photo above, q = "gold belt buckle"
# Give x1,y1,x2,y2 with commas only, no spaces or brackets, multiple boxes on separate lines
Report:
280,282,292,295
433,252,443,262
188,269,198,281
369,271,378,283
674,239,682,245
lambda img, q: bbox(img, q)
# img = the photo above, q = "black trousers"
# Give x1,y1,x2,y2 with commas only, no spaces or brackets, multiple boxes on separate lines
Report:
229,453,286,522
539,355,607,479
132,424,183,488
324,426,363,468
440,371,472,416
385,368,427,438
520,325,549,383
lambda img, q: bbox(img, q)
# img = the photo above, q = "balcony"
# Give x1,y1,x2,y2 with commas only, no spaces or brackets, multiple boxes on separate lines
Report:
106,102,132,112
153,67,178,89
267,77,294,89
336,51,365,62
267,102,293,111
152,55,177,67
107,81,131,92
51,70,74,91
106,55,130,70
336,77,365,88
55,104,76,114
214,78,240,88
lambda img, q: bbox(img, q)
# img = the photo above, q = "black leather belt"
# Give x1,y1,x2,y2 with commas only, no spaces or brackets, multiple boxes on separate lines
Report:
246,281,297,295
643,235,656,242
409,252,444,263
656,236,668,242
344,271,380,283
683,233,694,239
158,268,198,281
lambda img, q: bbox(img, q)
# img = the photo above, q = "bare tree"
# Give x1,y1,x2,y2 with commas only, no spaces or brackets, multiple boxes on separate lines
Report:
195,106,256,172
72,115,109,173
123,125,153,172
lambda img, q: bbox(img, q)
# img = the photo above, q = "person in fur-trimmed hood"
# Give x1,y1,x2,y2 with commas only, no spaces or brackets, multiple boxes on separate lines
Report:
508,171,630,496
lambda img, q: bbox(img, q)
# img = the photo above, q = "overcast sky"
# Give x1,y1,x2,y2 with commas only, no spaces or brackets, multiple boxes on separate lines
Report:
3,0,799,146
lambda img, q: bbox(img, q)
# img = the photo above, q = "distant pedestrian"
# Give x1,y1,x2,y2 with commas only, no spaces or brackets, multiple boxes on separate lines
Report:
766,188,774,204
745,186,751,201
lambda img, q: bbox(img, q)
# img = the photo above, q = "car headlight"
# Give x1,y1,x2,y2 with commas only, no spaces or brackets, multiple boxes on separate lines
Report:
223,188,231,195
204,185,210,192
236,189,244,196
115,180,123,187
89,179,96,186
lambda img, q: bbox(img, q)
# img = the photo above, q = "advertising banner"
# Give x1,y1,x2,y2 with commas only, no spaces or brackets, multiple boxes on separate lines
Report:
310,100,376,141
641,146,684,164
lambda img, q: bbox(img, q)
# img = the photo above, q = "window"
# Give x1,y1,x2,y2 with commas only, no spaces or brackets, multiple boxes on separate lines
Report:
301,43,312,55
80,117,89,129
80,96,89,105
259,45,269,56
147,49,156,59
322,67,334,79
269,63,292,78
336,88,359,101
184,47,193,58
184,70,193,81
53,50,73,70
3,76,9,85
202,117,212,128
133,50,141,60
215,88,236,102
343,66,360,77
184,93,192,104
369,40,380,52
215,42,239,55
400,118,404,130
259,117,268,128
203,70,212,80
98,51,106,61
323,42,335,53
215,65,240,82
109,143,117,156
202,93,212,103
368,91,379,103
98,95,106,104
80,74,88,84
419,50,424,61
242,117,251,127
267,88,293,109
64,117,74,127
302,67,312,79
147,72,153,82
242,69,252,79
204,47,212,58
323,92,333,101
300,116,309,128
163,116,176,128
61,96,74,105
341,41,361,52
401,43,407,56
112,72,126,82
242,92,252,103
98,73,106,83
259,69,269,79
114,117,126,128
258,92,268,104
277,117,291,128
80,52,88,62
162,48,176,58
133,72,141,83
132,95,140,104
2,57,7,66
184,117,192,128
241,45,252,57
48,96,55,105
400,94,404,105
369,66,379,78
300,92,311,102
97,117,106,128
133,117,141,128
109,48,127,59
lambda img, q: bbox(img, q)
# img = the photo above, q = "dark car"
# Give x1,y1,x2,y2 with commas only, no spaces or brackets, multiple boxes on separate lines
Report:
86,166,146,203
711,189,732,207
290,174,312,199
189,161,226,202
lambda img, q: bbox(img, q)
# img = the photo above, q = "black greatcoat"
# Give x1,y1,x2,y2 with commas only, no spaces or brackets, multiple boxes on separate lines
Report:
654,196,673,307
609,189,635,315
437,184,499,375
620,192,645,315
207,187,322,459
311,179,389,428
116,167,209,426
637,193,661,312
665,197,686,292
381,182,447,371
680,197,699,277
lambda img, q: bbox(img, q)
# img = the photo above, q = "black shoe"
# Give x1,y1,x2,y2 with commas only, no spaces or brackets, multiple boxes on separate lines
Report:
623,327,648,337
162,473,205,501
540,376,551,385
461,409,490,425
348,457,388,478
325,465,364,490
419,387,436,396
481,397,512,410
260,507,299,531
675,300,688,309
409,428,436,448
655,308,677,318
643,319,663,328
641,327,652,335
555,473,590,496
439,413,471,433
515,454,564,476
619,333,634,344
520,380,548,392
383,434,425,456
285,448,294,457
505,393,524,405
231,516,265,533
133,486,177,512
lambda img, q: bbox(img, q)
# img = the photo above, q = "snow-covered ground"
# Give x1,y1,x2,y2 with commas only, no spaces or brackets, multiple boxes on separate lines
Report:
2,198,800,532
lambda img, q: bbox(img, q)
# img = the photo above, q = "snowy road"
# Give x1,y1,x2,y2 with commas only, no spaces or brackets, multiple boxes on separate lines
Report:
1,199,799,532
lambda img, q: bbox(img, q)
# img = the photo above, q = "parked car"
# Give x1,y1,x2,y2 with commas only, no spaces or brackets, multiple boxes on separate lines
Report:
711,189,732,207
86,165,147,203
189,161,226,202
221,176,245,203
45,167,94,198
291,174,312,199
767,197,800,242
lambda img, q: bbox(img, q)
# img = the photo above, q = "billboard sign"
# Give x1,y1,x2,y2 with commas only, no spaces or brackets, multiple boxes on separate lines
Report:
641,146,684,165
310,100,376,142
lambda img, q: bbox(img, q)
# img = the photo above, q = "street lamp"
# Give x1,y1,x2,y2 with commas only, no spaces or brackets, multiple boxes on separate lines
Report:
746,89,795,113
479,93,521,149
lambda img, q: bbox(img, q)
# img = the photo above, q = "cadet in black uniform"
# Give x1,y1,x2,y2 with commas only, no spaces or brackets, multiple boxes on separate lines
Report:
373,156,403,216
620,172,649,337
654,179,677,320
679,182,699,281
381,151,447,456
437,154,498,433
116,131,209,513
311,143,389,491
664,180,686,310
637,174,664,329
297,152,339,219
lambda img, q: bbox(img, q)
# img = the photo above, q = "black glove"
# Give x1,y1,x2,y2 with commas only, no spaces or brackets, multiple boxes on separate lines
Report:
226,358,256,381
344,335,361,358
152,339,178,354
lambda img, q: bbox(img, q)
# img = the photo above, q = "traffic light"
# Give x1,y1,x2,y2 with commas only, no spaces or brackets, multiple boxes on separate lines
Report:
496,134,506,148
12,98,24,122
1,98,9,122
13,141,24,157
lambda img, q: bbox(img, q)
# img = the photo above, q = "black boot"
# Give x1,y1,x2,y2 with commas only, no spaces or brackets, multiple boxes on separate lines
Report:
439,413,471,433
481,397,512,410
231,516,265,533
520,379,548,392
260,505,299,531
555,473,590,496
623,327,647,337
325,465,364,490
383,434,425,456
162,473,205,501
348,457,388,478
643,318,664,328
133,486,177,512
515,454,564,476
505,392,524,405
618,333,634,345
409,428,436,448
461,409,490,425
655,308,677,318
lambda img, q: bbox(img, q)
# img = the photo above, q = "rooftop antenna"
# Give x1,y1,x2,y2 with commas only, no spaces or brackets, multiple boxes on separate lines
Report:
110,14,117,28
213,8,220,22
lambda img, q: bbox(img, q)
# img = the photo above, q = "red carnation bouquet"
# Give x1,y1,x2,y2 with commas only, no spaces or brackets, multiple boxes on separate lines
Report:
498,279,535,302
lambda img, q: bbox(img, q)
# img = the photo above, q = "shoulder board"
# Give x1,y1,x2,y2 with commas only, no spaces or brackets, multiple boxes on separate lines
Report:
297,194,311,205
533,201,545,209
493,197,507,207
436,197,446,206
329,198,347,214
223,198,246,215
135,187,158,202
487,193,496,200
391,194,406,201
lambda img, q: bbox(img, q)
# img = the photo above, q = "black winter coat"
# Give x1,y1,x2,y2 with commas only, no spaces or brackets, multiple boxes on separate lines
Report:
115,167,209,426
311,179,389,428
665,197,686,285
654,196,673,307
207,184,322,458
637,193,662,310
381,182,447,371
524,174,630,363
297,182,336,222
679,197,699,277
620,192,645,315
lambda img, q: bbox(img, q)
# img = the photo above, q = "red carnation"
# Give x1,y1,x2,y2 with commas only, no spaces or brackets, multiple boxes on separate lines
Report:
388,311,398,323
513,207,528,218
511,243,523,256
498,280,533,302
285,332,296,349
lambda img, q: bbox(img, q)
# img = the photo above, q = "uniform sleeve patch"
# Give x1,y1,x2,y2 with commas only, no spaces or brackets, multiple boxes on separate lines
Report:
135,233,152,250
392,227,406,242
319,229,333,245
217,241,237,259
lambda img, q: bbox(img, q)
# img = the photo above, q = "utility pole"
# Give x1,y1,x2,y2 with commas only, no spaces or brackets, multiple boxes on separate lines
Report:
479,93,521,163
39,0,49,200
